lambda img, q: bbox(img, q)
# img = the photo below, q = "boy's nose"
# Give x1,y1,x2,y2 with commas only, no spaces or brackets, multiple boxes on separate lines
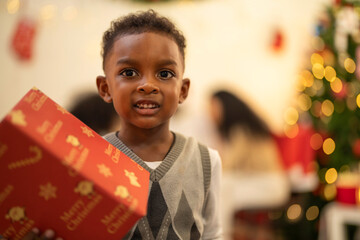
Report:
137,80,159,94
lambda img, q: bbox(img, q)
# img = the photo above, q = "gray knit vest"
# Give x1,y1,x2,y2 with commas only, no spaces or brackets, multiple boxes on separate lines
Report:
104,132,211,240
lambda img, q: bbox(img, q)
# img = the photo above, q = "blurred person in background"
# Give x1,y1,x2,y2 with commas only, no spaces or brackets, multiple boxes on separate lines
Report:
209,90,290,240
69,92,120,135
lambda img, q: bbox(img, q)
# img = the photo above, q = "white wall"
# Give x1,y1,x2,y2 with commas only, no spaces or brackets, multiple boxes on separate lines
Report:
0,0,328,140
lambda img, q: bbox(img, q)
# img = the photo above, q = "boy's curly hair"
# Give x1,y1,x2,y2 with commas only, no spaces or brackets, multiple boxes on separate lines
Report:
101,9,186,70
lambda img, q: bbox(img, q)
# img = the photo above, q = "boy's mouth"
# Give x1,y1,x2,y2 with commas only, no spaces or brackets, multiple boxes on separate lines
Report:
135,103,159,109
134,100,160,115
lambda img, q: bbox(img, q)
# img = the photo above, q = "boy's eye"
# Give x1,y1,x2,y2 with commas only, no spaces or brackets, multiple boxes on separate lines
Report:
120,69,138,77
158,70,175,79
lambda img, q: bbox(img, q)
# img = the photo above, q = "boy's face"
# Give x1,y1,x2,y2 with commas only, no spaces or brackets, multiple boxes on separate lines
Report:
97,32,190,130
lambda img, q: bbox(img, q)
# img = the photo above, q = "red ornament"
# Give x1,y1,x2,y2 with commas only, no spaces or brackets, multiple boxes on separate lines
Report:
11,17,37,60
271,28,285,52
334,0,342,6
352,138,360,157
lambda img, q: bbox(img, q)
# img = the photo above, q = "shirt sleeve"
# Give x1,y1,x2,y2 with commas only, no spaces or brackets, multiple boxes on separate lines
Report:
202,147,223,240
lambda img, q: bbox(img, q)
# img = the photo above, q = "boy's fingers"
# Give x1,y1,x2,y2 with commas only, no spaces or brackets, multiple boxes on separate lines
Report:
40,229,55,240
22,228,40,240
0,234,8,240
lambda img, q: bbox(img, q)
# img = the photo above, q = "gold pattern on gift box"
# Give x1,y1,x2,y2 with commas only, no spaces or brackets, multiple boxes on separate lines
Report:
0,142,8,159
124,170,141,187
0,185,14,206
56,104,69,114
45,120,63,143
81,126,94,137
9,110,27,127
8,146,42,170
74,180,94,197
39,182,57,200
36,120,63,144
23,89,47,111
60,193,103,231
101,199,138,234
63,147,89,171
97,164,113,177
104,144,120,163
66,135,81,147
31,95,47,111
114,185,130,199
2,219,35,240
5,206,27,223
24,91,37,104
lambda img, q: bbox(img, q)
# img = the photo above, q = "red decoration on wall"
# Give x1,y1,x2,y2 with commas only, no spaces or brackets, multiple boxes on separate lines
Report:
271,28,285,52
11,17,37,61
334,0,342,6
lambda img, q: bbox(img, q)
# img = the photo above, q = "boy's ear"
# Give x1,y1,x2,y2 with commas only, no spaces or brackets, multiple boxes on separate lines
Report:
179,78,190,104
96,76,112,103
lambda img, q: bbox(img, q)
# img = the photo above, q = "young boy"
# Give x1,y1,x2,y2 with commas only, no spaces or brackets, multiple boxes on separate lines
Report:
96,9,222,240
22,9,222,240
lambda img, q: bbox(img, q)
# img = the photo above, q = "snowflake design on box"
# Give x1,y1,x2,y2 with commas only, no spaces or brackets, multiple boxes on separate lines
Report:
97,164,113,177
39,182,57,200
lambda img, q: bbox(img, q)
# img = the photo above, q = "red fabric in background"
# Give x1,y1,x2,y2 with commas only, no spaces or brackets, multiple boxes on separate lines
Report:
273,125,316,174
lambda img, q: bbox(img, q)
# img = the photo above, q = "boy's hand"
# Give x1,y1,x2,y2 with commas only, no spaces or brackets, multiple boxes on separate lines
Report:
21,228,63,240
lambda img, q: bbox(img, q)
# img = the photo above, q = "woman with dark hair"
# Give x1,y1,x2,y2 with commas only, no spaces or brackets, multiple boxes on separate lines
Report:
210,90,290,240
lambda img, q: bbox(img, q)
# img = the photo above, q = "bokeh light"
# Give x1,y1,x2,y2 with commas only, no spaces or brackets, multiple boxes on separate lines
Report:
324,66,336,82
323,138,335,155
7,0,20,14
284,124,299,138
312,63,325,79
310,133,323,150
321,100,334,117
357,94,360,108
298,93,312,111
325,168,338,184
284,107,299,125
40,4,58,21
300,70,314,88
306,206,319,221
310,100,322,117
287,204,302,222
330,78,343,93
344,58,356,73
323,184,337,201
311,53,324,66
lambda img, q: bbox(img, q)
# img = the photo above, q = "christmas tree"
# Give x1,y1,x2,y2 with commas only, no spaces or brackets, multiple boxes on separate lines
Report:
288,0,360,239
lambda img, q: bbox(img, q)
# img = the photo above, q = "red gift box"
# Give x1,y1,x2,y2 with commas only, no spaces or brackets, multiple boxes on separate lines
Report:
336,173,360,205
0,87,149,239
336,186,359,205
